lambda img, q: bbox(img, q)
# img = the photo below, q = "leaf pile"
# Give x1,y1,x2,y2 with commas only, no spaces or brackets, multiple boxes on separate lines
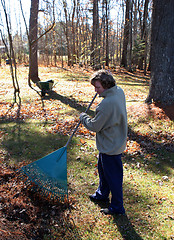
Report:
0,99,96,140
128,102,173,121
0,164,76,240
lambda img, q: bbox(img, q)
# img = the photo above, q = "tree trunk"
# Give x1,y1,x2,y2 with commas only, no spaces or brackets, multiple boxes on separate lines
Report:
105,0,109,67
121,0,130,67
146,0,174,105
91,0,100,69
127,0,133,72
72,0,76,64
63,0,71,66
29,0,40,83
53,29,57,67
138,0,149,71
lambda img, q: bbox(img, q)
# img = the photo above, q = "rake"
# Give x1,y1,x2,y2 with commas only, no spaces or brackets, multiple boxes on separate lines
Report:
19,93,97,202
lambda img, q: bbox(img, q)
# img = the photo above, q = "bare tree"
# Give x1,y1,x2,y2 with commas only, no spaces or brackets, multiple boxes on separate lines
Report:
0,0,21,106
20,0,55,87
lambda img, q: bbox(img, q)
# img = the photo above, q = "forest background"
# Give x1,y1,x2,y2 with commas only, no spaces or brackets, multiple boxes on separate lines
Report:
0,0,174,239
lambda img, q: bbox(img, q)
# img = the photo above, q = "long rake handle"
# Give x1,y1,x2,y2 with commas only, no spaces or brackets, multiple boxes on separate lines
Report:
65,93,98,148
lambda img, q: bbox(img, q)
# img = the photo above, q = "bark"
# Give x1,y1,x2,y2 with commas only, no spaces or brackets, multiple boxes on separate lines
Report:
121,0,130,67
76,0,80,63
138,0,149,71
102,0,106,68
63,0,71,66
105,0,109,67
146,0,174,105
0,0,21,104
71,0,76,64
91,0,100,69
29,0,40,83
127,0,133,71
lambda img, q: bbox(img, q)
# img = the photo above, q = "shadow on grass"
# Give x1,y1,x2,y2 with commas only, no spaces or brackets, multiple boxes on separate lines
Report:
128,126,174,176
0,121,70,164
118,82,149,87
115,71,150,82
87,201,143,239
113,214,143,240
68,155,161,239
43,90,95,117
1,99,172,176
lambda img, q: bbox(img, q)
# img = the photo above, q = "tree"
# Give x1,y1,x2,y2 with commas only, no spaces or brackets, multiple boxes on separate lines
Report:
0,0,21,105
91,0,100,69
62,0,72,66
29,0,40,83
146,0,174,105
137,0,150,74
101,0,110,67
22,0,55,84
121,0,131,68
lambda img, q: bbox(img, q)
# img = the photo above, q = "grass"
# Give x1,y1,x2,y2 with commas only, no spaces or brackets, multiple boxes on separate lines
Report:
0,65,174,239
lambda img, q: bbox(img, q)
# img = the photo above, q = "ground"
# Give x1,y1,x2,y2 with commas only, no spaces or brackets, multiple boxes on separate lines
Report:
0,102,173,239
0,65,173,240
127,102,174,121
0,165,72,239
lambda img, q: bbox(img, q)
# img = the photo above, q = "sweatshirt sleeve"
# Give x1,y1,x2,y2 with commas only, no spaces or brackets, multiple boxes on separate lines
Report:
80,109,109,133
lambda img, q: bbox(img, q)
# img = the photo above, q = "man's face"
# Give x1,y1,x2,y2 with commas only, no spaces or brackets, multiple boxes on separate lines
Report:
94,80,105,95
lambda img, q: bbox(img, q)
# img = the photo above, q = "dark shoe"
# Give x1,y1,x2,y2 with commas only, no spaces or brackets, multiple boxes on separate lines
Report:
100,208,125,215
89,195,109,203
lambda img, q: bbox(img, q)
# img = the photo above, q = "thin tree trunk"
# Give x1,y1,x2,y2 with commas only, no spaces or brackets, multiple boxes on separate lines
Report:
72,0,76,64
29,0,40,83
91,0,100,69
63,0,71,66
121,0,130,67
138,0,149,71
105,0,109,67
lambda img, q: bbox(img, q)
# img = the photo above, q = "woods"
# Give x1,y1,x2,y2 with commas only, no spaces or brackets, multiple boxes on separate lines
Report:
1,0,173,106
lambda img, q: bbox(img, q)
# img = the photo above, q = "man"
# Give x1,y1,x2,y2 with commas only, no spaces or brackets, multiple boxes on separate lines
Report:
80,70,127,215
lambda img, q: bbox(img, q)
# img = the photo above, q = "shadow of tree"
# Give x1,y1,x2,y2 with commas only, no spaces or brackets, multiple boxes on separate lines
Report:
0,121,69,164
118,82,149,87
127,126,174,176
1,90,173,176
115,70,150,81
43,90,95,117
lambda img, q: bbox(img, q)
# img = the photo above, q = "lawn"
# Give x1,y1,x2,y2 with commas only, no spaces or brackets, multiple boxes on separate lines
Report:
0,65,173,240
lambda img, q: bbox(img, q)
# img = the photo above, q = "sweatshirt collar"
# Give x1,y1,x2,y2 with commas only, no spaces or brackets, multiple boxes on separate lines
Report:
100,85,118,98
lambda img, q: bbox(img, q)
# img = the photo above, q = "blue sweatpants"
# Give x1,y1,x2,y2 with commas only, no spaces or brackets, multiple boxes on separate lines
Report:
95,153,125,214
